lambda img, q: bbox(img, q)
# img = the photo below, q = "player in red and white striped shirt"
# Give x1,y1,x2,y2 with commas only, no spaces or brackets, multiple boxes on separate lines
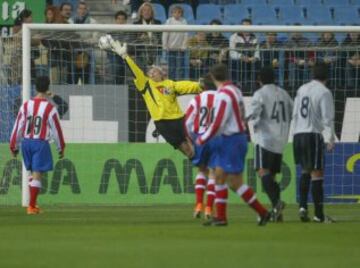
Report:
184,82,219,220
197,64,270,226
10,76,65,215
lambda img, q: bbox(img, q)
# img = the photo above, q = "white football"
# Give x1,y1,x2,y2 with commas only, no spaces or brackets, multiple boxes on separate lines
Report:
98,35,113,50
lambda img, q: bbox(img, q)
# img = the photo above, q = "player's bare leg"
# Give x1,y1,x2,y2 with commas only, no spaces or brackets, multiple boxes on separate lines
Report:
258,168,284,222
27,171,42,215
228,173,270,226
193,166,208,218
178,139,194,159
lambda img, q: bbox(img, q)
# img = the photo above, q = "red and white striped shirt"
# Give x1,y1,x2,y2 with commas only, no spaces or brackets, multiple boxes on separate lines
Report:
184,91,216,140
197,82,246,145
10,97,65,153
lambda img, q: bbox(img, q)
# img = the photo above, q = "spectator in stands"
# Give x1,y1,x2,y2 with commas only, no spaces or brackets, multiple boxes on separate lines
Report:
59,2,73,23
9,9,40,84
286,24,315,91
69,1,97,24
162,5,188,80
45,5,61,23
68,1,97,84
42,5,72,84
342,31,360,89
229,18,259,93
188,31,209,80
108,10,132,84
260,33,282,68
259,32,283,86
206,19,228,66
134,2,162,68
316,32,339,89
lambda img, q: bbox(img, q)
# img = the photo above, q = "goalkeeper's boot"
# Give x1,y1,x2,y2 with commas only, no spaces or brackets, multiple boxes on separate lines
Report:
203,217,228,227
204,206,212,220
313,215,336,224
272,200,286,222
27,206,41,215
258,211,271,226
299,207,311,222
193,203,203,219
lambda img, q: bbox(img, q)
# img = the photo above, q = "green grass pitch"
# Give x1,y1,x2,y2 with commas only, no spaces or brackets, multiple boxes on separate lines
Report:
0,204,359,268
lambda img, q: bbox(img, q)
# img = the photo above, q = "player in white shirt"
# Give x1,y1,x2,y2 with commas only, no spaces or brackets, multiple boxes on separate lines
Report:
292,63,335,223
247,67,293,222
197,64,270,226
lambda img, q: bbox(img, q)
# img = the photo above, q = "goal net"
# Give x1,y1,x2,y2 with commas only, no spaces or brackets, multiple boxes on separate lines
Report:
0,24,359,206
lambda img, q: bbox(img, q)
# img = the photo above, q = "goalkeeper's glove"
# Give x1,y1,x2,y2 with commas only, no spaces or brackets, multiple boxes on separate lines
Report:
110,40,127,58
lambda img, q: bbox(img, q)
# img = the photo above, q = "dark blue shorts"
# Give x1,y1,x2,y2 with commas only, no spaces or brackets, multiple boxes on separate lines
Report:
192,136,220,169
216,133,248,173
21,139,53,172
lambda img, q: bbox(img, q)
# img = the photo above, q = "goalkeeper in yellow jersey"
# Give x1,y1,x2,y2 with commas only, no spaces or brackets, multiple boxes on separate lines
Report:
100,36,203,158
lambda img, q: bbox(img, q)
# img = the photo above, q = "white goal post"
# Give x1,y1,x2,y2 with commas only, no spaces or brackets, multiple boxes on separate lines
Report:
20,24,360,206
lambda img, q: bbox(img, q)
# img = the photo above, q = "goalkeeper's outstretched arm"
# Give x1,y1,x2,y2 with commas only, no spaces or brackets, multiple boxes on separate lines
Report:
99,35,148,90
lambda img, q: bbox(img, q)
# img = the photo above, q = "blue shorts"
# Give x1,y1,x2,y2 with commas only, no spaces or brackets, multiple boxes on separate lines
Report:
192,136,220,169
21,139,53,172
216,133,248,173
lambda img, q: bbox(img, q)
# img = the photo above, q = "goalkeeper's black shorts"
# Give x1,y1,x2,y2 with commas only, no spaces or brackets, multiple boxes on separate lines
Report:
154,117,186,149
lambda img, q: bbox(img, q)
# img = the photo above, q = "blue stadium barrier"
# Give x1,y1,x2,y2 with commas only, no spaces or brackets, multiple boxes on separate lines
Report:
0,86,21,143
297,143,360,204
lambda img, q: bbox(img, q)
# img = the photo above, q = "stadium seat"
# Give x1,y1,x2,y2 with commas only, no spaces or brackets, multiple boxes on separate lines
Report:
310,18,335,25
277,6,304,23
333,7,359,24
350,0,360,4
295,0,322,5
197,4,222,21
250,6,277,23
323,0,349,6
241,0,266,5
305,6,332,22
269,0,295,6
252,16,279,25
152,3,167,23
223,4,250,24
168,4,194,22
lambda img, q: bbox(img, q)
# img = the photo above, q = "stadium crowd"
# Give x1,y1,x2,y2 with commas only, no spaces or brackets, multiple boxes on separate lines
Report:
2,0,360,96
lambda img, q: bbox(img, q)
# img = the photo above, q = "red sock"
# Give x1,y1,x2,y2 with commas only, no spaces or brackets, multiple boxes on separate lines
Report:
29,179,41,208
237,184,267,216
195,172,207,204
215,184,228,221
206,178,215,208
